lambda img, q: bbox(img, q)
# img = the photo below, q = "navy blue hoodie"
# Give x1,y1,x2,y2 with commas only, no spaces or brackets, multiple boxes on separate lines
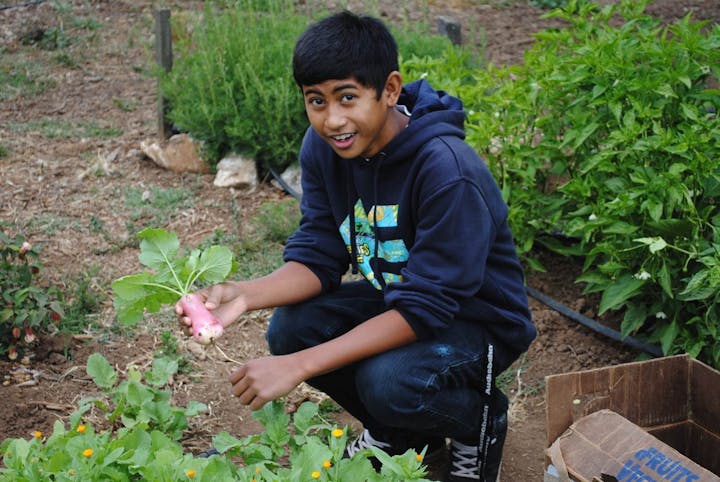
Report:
284,79,535,353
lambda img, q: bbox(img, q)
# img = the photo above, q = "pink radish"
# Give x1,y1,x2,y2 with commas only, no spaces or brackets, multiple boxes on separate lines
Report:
178,293,224,345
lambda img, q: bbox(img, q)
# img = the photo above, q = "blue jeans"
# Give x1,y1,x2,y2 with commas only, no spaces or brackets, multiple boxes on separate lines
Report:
266,281,518,450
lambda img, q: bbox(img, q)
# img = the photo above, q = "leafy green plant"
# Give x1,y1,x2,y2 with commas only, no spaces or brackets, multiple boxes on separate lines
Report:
0,227,63,360
462,0,720,366
0,353,433,481
82,353,206,440
111,228,237,337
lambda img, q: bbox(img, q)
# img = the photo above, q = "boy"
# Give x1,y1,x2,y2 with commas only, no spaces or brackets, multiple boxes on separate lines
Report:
178,11,535,482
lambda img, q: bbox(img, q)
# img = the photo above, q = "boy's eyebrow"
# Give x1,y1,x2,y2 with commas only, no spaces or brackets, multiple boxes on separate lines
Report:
303,82,359,97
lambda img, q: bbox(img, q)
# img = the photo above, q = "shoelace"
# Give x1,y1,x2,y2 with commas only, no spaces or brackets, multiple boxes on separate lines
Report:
345,429,392,457
449,440,481,479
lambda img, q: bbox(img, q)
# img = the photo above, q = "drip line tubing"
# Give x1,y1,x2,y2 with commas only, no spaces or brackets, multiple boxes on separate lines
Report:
526,286,663,357
270,167,663,358
0,0,46,11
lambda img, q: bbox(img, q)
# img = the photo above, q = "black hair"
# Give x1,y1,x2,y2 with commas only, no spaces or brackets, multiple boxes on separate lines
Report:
292,11,398,99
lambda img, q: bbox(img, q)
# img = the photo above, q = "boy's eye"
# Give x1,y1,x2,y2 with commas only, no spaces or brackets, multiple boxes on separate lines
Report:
308,98,324,107
341,94,355,102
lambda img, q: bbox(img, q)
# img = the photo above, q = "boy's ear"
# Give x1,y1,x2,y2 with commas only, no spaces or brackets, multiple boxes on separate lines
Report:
383,71,403,106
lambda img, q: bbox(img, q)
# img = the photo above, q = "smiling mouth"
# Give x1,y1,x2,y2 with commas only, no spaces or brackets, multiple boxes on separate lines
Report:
330,133,356,149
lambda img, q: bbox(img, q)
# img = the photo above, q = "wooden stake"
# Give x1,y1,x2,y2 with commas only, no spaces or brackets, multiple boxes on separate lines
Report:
154,9,173,139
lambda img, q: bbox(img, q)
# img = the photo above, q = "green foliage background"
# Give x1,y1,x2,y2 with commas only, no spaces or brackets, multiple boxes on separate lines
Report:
160,0,458,172
459,0,720,365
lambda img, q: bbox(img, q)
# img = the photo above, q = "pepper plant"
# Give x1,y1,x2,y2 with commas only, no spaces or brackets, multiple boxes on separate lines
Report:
457,0,720,366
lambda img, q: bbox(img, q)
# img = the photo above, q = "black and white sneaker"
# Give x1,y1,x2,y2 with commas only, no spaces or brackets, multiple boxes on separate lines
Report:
446,412,507,482
345,428,393,462
345,429,449,476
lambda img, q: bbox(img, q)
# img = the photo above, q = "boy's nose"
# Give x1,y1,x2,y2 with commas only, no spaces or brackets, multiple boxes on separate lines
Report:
325,105,347,130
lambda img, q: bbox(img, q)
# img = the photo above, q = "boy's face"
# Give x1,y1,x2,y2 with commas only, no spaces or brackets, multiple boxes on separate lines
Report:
301,73,404,160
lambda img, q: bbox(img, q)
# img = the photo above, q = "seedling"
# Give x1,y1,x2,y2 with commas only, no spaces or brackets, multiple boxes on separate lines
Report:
112,228,237,344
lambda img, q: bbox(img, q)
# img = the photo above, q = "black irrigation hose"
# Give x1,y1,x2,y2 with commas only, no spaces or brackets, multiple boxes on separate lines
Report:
526,285,664,357
0,0,46,11
270,167,664,358
269,167,301,201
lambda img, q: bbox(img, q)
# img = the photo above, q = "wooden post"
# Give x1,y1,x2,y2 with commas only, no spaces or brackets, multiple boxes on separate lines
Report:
154,9,173,139
437,16,462,46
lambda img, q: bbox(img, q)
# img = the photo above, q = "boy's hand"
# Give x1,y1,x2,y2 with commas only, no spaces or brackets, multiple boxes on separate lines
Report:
175,282,248,336
229,355,307,410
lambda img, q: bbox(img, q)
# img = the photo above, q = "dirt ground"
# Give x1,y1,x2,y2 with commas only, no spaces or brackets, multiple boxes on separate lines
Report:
1,0,719,480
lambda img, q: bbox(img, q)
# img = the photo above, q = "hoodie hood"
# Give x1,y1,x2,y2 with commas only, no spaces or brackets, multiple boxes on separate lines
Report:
379,79,467,163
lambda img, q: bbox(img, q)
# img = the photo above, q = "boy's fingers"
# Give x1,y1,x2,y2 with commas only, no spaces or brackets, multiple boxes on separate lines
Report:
202,287,221,310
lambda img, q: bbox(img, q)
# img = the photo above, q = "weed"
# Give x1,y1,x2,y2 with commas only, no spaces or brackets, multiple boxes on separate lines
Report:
123,185,195,234
156,329,192,374
8,119,122,139
0,53,56,101
112,98,138,112
252,198,301,244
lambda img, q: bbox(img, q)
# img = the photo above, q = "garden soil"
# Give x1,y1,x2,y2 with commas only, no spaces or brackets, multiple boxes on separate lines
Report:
1,1,718,480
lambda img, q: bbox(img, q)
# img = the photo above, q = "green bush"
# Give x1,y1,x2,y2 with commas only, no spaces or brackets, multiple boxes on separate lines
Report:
160,0,310,172
463,0,720,366
160,0,463,173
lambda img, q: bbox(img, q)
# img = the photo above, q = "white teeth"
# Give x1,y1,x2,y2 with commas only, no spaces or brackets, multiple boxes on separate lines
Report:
333,133,353,141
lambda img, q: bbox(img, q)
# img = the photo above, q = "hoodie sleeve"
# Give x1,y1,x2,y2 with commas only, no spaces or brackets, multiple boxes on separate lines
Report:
384,140,509,340
283,129,350,292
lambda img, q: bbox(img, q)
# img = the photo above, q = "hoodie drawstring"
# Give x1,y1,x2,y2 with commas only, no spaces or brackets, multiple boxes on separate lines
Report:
346,167,359,274
347,153,386,281
372,154,385,289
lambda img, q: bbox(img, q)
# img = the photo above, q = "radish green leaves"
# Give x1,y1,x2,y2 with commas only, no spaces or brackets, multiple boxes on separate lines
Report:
112,228,236,325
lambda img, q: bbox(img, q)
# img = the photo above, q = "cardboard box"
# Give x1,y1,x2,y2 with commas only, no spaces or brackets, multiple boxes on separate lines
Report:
544,354,720,481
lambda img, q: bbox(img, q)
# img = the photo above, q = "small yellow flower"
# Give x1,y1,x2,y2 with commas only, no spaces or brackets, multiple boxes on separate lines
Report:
33,431,42,439
255,467,261,474
322,460,331,469
76,424,86,433
69,469,76,476
331,428,343,438
416,454,423,462
83,448,94,458
311,471,321,479
186,469,196,478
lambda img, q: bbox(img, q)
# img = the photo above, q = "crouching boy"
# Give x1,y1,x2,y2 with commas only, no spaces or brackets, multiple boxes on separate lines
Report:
178,11,536,482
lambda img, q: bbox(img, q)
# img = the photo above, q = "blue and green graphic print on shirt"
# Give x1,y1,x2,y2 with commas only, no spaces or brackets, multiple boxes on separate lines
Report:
340,199,409,289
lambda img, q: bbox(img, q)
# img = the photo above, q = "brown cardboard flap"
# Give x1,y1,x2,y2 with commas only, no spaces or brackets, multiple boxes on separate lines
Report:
546,355,691,447
691,361,720,433
547,410,720,482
